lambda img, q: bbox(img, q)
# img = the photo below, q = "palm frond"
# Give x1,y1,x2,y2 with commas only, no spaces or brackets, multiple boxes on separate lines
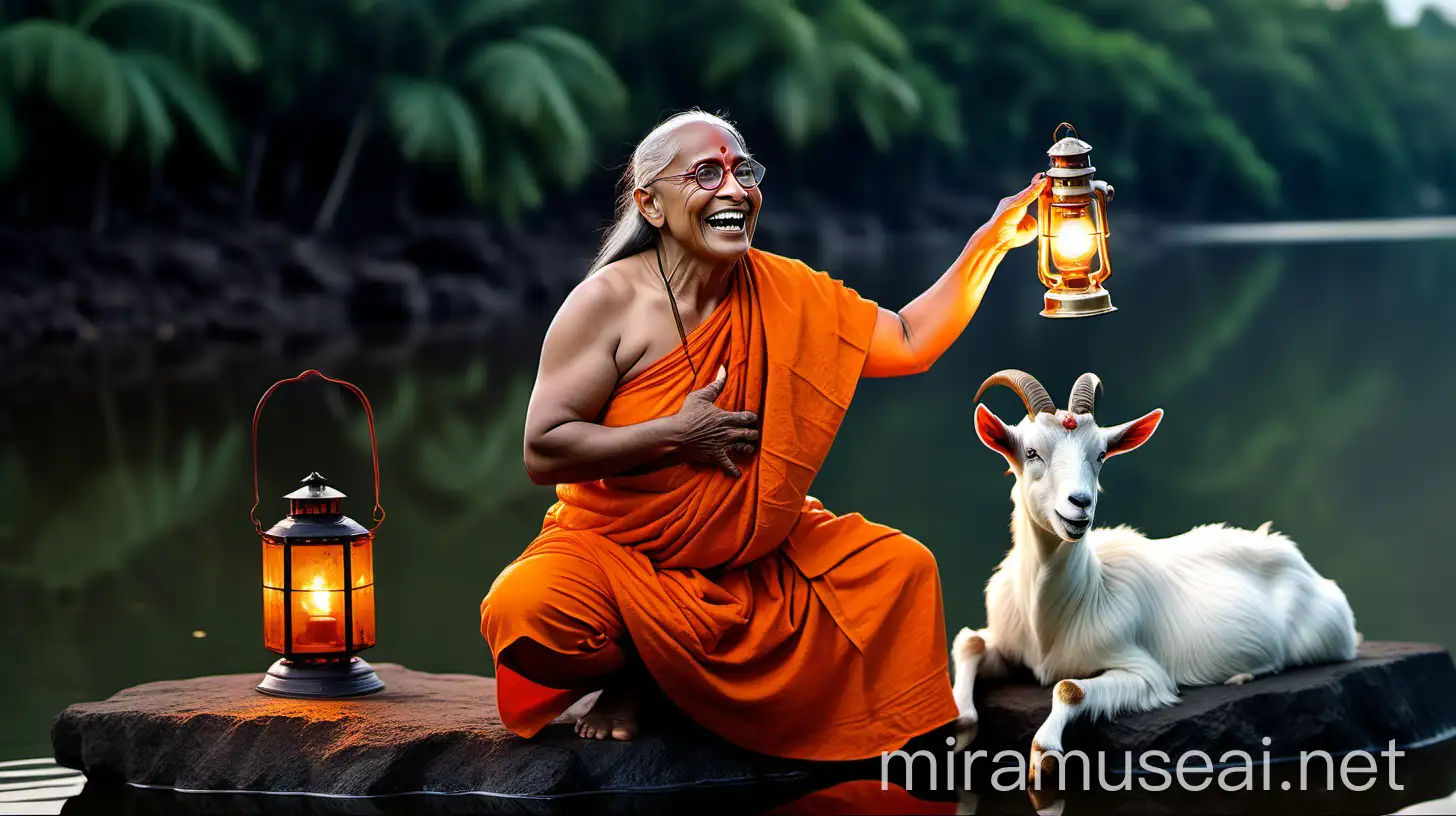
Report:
903,61,962,147
78,0,259,72
0,19,131,152
770,67,817,147
382,76,487,199
487,136,544,218
115,53,174,163
518,26,626,116
747,0,817,61
466,36,596,184
533,77,593,184
826,0,908,60
702,29,765,87
452,0,540,37
832,43,919,118
466,40,550,124
852,96,892,152
127,52,238,171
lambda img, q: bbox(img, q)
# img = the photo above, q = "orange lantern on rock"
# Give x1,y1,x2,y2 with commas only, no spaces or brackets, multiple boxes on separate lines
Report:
1037,122,1117,318
251,370,385,698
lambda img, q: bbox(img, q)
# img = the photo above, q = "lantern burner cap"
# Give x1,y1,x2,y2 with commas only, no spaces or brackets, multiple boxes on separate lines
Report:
284,471,348,501
1048,136,1093,158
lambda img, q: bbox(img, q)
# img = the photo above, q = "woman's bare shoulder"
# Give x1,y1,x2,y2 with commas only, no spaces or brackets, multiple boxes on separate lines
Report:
573,257,655,311
556,259,646,327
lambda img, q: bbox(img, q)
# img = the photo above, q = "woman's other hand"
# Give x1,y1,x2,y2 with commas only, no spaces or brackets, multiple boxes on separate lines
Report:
980,174,1048,252
671,366,759,477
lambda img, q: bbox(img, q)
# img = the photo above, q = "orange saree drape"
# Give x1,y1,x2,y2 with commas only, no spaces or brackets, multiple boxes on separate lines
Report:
480,248,958,761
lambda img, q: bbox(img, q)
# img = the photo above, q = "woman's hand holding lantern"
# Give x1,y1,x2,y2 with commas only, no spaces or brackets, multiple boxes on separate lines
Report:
980,174,1049,253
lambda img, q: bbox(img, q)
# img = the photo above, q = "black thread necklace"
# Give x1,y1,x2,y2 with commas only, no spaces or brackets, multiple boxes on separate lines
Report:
654,239,699,378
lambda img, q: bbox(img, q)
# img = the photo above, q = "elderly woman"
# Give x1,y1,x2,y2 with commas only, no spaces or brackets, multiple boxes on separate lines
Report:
480,110,1045,760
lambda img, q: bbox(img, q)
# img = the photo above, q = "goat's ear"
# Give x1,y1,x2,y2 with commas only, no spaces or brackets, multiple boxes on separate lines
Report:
1103,408,1163,459
975,404,1017,463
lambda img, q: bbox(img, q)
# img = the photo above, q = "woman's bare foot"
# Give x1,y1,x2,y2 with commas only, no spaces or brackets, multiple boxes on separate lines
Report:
575,686,641,741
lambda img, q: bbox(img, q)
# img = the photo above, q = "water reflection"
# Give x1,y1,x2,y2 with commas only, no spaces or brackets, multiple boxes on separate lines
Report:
2,235,1454,813
43,738,1456,815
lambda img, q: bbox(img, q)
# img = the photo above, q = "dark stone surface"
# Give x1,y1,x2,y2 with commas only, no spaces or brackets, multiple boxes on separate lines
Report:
52,663,810,799
969,642,1456,766
347,260,430,325
50,643,1456,806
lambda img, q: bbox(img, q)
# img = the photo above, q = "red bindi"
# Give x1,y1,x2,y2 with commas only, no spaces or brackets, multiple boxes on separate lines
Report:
1061,413,1079,430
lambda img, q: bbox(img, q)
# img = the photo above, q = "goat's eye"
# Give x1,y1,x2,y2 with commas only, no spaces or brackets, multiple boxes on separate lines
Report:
1025,448,1040,461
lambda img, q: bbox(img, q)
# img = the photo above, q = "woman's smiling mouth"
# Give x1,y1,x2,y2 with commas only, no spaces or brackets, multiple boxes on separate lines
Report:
705,209,748,232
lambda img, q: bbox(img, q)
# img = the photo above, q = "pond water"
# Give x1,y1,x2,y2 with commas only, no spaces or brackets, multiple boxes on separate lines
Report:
2,228,1454,814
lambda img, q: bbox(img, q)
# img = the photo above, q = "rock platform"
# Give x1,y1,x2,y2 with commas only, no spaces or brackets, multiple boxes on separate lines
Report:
51,643,1456,809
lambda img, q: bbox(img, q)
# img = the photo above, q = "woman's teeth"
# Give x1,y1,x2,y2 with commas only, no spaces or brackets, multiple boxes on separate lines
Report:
705,211,747,232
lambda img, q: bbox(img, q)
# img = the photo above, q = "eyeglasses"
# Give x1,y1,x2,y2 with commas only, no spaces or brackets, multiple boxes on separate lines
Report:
648,158,766,192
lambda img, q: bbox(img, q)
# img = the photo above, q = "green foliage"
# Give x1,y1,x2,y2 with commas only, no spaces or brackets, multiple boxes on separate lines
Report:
302,0,625,219
0,0,255,180
123,52,240,169
0,19,132,151
681,0,947,152
77,0,260,70
383,78,485,198
0,0,1450,219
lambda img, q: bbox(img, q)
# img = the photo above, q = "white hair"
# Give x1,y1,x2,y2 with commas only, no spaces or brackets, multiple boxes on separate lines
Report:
588,109,750,275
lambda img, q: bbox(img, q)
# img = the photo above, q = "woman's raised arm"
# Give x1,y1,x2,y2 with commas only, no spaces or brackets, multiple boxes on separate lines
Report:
862,175,1047,378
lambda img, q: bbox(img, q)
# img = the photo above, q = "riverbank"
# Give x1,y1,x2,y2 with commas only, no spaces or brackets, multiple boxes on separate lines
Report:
11,207,1447,400
0,194,1022,392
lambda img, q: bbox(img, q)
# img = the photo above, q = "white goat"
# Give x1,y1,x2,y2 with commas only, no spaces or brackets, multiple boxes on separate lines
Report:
952,370,1359,782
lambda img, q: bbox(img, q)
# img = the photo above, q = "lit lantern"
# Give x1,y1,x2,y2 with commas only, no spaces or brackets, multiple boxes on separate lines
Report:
251,370,385,698
1037,122,1117,318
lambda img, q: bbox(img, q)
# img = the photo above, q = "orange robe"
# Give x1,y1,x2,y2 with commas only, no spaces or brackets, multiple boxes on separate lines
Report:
480,248,959,761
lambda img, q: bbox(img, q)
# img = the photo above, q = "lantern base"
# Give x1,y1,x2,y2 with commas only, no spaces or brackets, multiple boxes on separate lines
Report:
1042,287,1116,318
256,657,384,699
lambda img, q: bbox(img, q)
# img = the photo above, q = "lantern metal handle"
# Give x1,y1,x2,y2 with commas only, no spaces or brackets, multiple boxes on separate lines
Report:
250,369,385,534
1052,122,1079,142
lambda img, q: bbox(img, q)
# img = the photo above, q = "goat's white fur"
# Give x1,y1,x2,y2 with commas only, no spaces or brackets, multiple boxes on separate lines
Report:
953,384,1359,782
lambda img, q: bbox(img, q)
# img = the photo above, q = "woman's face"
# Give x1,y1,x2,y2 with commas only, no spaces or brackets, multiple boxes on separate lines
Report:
638,122,763,265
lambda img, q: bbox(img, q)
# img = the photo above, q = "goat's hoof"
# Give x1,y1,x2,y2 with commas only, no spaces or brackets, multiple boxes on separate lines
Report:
953,717,979,751
1225,672,1255,686
1028,740,1059,787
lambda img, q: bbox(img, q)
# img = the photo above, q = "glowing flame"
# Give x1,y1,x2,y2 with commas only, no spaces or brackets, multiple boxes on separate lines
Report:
1050,216,1097,270
301,574,333,617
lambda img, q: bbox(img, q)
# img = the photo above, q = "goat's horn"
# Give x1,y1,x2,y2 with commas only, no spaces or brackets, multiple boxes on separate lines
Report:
1067,373,1103,416
974,370,1057,419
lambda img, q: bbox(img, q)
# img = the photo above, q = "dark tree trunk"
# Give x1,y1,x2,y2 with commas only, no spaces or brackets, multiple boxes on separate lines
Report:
314,104,373,234
241,126,268,222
